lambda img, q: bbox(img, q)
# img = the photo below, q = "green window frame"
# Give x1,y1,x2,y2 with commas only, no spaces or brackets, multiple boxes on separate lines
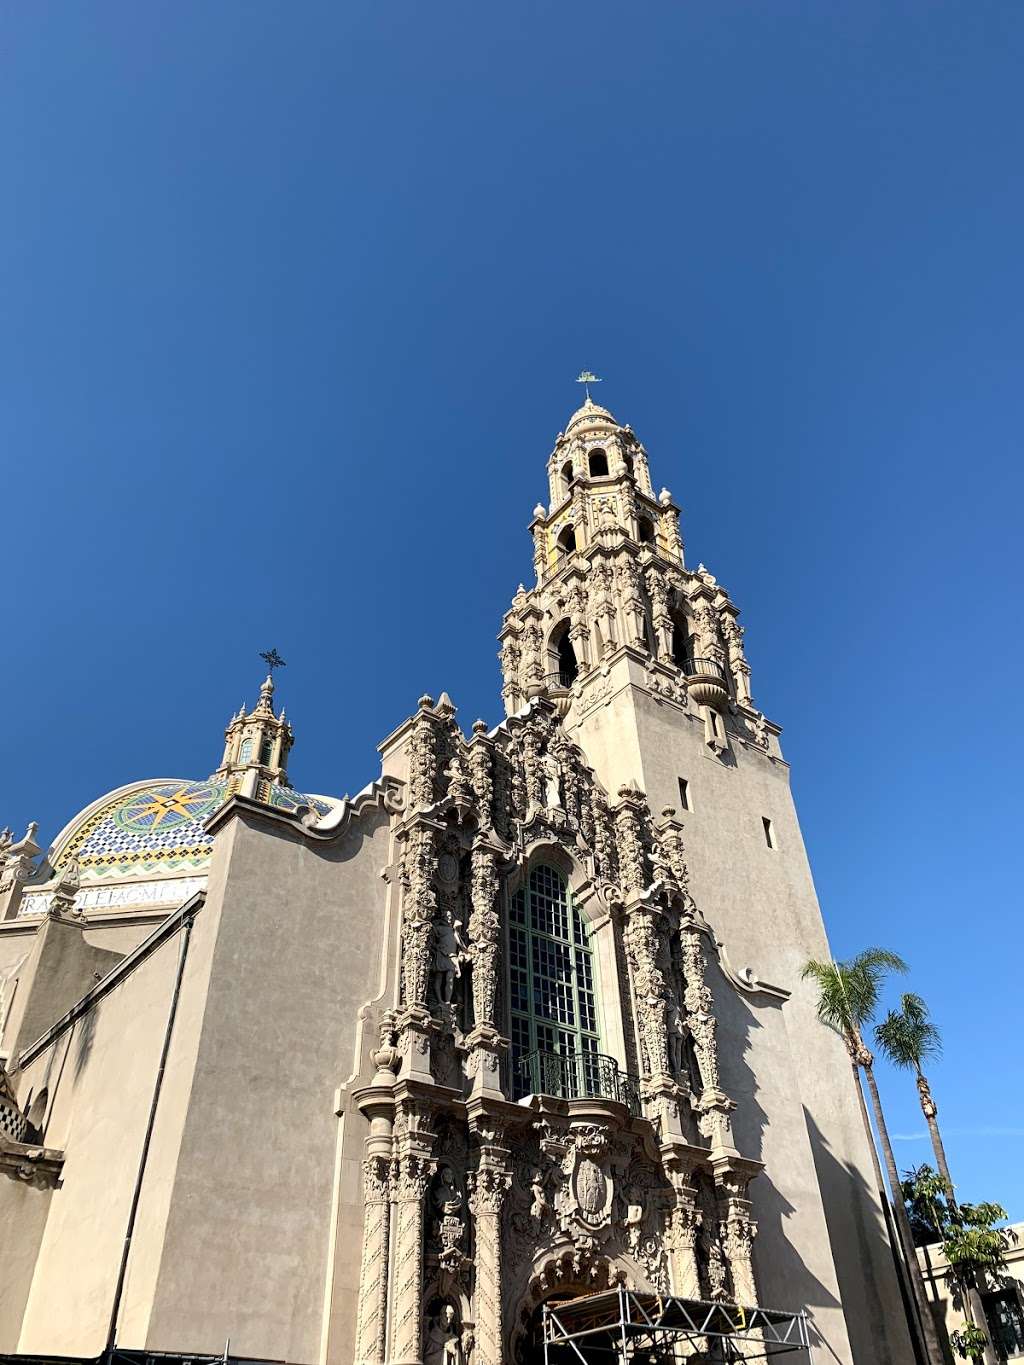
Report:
508,864,599,1075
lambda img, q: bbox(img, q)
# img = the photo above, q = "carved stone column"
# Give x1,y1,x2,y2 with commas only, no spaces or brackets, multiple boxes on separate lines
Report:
680,919,736,1154
470,1155,513,1365
612,787,649,896
721,611,753,707
389,1150,436,1365
665,1177,703,1300
465,841,506,1098
643,559,672,660
397,820,441,1064
354,1154,393,1365
721,1189,758,1306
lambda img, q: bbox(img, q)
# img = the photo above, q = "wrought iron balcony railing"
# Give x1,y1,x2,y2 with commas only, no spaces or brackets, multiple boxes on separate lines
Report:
681,655,728,682
514,1048,641,1114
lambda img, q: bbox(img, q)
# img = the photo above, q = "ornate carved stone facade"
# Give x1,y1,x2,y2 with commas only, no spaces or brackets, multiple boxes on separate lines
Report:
0,391,913,1365
347,398,777,1361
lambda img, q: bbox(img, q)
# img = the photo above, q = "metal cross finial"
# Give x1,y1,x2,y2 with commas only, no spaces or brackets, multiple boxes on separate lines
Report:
576,370,602,402
259,648,287,675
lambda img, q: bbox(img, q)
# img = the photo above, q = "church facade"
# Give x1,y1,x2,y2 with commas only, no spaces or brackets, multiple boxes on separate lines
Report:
0,396,915,1364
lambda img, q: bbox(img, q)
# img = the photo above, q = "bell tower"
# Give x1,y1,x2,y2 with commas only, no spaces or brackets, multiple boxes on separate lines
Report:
500,392,759,770
497,388,915,1361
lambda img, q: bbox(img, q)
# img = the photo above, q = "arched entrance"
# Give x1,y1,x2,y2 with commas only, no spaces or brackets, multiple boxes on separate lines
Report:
510,1250,656,1365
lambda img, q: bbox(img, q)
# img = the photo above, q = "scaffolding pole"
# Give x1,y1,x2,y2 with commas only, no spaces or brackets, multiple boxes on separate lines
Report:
542,1285,811,1363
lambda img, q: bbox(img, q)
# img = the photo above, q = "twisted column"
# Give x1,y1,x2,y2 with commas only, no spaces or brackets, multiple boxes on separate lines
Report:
471,1164,513,1365
354,1155,392,1365
665,1182,703,1300
389,1152,435,1365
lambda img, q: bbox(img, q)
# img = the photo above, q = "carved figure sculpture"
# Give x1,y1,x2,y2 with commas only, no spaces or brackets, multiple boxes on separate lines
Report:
434,908,468,1005
425,1303,466,1365
542,752,562,810
666,991,687,1076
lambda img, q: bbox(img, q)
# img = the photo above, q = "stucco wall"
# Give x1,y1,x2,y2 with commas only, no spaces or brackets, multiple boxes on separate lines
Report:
10,923,186,1355
144,803,391,1363
570,671,915,1365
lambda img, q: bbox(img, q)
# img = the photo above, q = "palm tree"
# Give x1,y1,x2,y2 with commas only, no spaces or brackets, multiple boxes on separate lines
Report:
876,994,953,1194
880,999,996,1362
802,949,943,1365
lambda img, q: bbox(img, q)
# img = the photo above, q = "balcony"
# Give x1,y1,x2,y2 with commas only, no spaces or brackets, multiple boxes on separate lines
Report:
514,1048,641,1115
682,655,729,709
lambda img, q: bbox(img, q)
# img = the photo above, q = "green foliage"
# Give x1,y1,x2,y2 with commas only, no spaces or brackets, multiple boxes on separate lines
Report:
875,992,942,1071
904,1164,1012,1359
801,949,908,1041
944,1208,1010,1272
901,1163,949,1246
951,1321,989,1361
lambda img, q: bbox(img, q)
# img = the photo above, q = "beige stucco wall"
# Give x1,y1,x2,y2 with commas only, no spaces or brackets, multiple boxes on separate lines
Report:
569,664,915,1365
9,923,186,1355
143,803,391,1363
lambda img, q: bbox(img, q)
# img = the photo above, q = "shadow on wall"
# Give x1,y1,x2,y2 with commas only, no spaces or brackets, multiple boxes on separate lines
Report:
804,1107,915,1365
712,974,844,1336
72,1002,98,1082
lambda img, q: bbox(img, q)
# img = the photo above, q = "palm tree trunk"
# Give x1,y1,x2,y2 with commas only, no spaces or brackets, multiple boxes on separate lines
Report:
851,1060,931,1365
852,1060,888,1199
917,1068,955,1196
918,1074,997,1364
863,1060,945,1365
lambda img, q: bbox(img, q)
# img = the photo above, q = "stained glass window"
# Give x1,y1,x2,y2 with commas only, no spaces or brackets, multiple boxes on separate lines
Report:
509,865,599,1080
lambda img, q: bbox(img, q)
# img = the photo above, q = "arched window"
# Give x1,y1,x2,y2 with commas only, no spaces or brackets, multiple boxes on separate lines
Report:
550,621,578,687
556,632,578,687
238,737,253,764
557,524,577,558
623,450,635,477
637,515,655,545
588,448,609,478
561,461,574,494
671,617,691,670
509,866,599,1094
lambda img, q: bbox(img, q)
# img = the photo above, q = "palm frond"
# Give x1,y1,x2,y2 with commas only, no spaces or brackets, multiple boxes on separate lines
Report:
802,948,907,1038
875,991,942,1069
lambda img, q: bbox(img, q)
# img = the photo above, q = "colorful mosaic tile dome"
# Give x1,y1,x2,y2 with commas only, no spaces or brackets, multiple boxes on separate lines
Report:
51,777,335,881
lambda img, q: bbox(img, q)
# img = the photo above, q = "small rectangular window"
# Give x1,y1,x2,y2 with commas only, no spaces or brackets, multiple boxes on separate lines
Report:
677,778,691,812
762,816,776,849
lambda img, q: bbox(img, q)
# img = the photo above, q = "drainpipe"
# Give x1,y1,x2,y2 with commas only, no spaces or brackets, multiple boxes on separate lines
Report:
105,909,195,1357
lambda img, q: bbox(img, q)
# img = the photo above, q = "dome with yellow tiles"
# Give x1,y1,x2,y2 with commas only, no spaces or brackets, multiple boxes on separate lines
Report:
47,776,333,882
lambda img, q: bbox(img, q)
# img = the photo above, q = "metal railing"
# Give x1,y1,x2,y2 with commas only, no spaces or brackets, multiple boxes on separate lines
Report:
681,655,728,682
536,669,578,691
514,1048,640,1113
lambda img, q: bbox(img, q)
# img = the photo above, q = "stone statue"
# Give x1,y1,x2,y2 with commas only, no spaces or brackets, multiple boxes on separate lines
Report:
424,1303,466,1365
433,907,468,1005
529,1167,549,1222
666,992,687,1076
542,752,562,810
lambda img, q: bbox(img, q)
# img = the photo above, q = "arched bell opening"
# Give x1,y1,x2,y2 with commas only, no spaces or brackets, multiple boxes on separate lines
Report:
588,448,609,478
670,613,692,671
637,514,656,545
556,524,578,560
548,619,579,689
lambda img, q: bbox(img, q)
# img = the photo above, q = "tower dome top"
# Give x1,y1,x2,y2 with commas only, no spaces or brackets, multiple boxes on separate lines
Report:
564,397,619,434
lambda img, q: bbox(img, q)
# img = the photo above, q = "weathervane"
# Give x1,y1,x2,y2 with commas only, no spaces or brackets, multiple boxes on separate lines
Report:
576,370,602,401
259,648,287,676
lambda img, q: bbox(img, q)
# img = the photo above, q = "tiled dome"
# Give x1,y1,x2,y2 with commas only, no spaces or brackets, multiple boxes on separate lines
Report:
49,777,334,881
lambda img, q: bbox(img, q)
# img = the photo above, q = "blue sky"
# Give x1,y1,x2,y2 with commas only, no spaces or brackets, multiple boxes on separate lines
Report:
4,3,1022,1216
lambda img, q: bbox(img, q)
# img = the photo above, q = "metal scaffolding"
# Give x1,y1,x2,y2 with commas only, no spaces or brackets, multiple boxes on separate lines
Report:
542,1286,811,1363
